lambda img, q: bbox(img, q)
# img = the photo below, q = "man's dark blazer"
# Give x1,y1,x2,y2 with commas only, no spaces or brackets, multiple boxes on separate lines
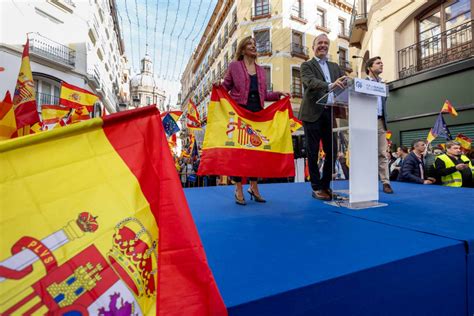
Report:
398,152,425,184
298,57,345,123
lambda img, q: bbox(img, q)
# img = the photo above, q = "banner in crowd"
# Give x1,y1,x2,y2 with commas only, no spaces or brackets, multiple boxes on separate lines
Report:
0,106,227,315
13,38,39,130
198,86,300,178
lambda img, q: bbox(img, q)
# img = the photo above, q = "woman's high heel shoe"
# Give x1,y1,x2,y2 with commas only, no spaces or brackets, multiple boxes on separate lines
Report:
235,192,246,205
247,189,266,203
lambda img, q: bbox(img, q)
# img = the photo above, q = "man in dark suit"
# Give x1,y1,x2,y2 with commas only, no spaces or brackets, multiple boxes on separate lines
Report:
298,34,347,200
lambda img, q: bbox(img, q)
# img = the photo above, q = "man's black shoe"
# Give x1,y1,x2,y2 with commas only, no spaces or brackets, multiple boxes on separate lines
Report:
312,190,332,201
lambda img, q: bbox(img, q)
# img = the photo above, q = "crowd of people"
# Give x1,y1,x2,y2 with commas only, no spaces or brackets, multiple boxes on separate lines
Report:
389,140,474,187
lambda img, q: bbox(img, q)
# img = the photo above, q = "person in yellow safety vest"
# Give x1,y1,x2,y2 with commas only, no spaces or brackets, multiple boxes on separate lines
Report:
434,140,474,187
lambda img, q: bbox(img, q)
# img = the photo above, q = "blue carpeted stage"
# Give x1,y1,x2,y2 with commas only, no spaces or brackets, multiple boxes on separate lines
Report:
184,181,474,316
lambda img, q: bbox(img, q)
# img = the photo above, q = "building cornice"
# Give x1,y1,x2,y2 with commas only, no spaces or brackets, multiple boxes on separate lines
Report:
328,0,353,14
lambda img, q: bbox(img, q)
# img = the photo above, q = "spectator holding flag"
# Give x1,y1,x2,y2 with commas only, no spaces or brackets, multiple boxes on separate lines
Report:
220,36,290,205
434,141,473,187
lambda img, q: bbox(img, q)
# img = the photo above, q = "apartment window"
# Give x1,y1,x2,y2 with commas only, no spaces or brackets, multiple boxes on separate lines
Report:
224,52,229,69
254,0,270,17
291,0,304,19
291,30,307,58
97,48,103,61
218,62,222,78
98,9,104,23
231,40,237,58
338,18,346,36
254,29,271,54
292,31,303,48
338,47,348,68
316,8,326,28
146,96,151,105
263,66,271,91
35,78,61,108
88,29,96,45
417,0,471,59
291,68,302,98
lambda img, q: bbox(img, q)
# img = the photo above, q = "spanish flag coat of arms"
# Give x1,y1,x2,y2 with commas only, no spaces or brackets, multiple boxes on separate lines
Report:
198,86,301,178
0,107,226,315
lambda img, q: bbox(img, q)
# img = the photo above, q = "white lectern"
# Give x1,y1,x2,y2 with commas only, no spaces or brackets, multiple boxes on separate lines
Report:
327,78,388,209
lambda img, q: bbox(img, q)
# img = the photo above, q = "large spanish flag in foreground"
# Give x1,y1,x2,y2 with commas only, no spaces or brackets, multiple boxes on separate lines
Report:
198,86,298,178
0,106,226,315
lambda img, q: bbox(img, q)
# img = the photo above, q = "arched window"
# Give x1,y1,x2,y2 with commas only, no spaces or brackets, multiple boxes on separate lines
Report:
33,75,61,111
417,0,471,65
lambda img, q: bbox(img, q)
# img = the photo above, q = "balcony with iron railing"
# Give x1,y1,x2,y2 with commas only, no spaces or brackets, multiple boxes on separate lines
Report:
256,41,272,56
222,35,229,48
291,43,309,60
36,92,60,107
87,65,101,89
220,66,227,78
349,8,368,48
291,84,303,99
28,33,75,67
398,20,473,79
252,3,271,20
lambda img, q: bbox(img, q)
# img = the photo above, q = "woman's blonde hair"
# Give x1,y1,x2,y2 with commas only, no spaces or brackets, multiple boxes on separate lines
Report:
234,36,256,61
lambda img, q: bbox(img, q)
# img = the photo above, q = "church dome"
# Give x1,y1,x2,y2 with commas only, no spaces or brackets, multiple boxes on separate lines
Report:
130,54,158,88
130,73,157,88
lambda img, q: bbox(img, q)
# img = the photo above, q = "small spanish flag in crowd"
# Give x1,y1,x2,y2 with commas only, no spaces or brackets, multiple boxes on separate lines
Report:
0,106,227,315
198,86,297,178
60,81,98,112
0,91,17,140
186,100,202,130
13,38,39,131
455,133,472,152
41,105,70,126
386,130,392,140
440,100,458,117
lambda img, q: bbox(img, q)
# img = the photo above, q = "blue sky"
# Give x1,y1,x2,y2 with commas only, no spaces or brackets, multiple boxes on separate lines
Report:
116,0,217,107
